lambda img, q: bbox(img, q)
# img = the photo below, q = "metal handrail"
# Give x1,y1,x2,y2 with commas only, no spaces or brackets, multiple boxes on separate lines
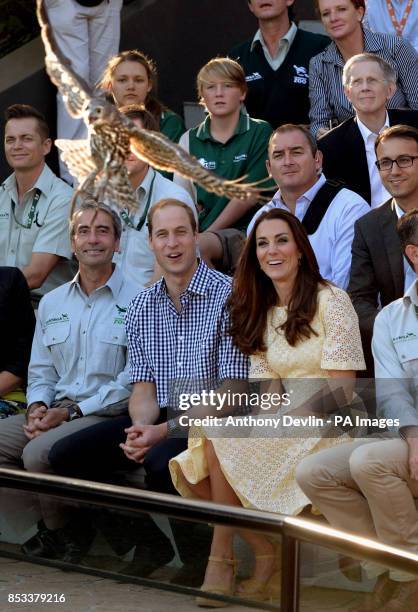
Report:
1,467,418,611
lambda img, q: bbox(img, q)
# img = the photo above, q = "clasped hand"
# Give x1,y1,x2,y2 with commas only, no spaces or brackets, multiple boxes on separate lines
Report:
23,405,67,440
120,423,166,463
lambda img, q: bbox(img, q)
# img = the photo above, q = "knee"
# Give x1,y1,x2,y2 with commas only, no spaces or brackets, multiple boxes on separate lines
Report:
349,442,394,485
295,454,335,496
22,440,50,474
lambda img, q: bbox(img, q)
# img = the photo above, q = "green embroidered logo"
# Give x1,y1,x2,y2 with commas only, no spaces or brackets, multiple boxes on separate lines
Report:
393,332,417,343
113,305,127,325
45,313,69,326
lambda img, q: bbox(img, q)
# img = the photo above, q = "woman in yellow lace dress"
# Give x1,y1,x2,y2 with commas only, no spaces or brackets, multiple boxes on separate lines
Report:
169,209,365,605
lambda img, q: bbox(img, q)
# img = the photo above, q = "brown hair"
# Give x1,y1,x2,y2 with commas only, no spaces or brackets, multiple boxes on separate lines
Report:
375,124,418,154
268,123,318,156
397,208,418,267
316,0,365,10
99,49,167,124
197,57,247,99
148,198,197,235
4,104,50,140
228,208,327,354
118,104,159,131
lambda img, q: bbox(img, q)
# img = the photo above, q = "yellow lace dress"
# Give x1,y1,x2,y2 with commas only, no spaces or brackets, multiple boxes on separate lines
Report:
169,285,366,515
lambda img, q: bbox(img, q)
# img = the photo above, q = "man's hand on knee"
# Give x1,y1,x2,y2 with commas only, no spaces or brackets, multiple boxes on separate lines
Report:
23,406,68,439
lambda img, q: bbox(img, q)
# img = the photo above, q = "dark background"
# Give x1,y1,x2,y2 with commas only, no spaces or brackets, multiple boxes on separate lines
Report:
0,0,318,180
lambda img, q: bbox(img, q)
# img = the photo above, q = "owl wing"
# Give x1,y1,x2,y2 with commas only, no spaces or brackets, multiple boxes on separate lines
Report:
126,123,267,201
37,0,92,118
55,139,95,182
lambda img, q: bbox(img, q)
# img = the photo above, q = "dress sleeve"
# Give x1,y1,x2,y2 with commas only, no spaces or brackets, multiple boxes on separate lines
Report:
249,351,277,378
320,287,366,371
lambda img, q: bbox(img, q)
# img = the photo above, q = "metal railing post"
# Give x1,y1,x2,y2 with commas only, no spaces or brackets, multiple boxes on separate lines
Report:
281,534,300,612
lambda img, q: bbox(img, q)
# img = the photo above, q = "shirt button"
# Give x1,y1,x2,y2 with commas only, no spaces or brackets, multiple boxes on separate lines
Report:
82,331,86,334
10,249,15,254
80,357,83,361
87,304,92,309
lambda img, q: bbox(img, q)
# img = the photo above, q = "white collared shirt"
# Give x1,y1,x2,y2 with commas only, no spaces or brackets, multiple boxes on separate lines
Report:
356,114,391,209
27,266,138,416
110,168,196,290
372,280,418,434
247,173,370,289
251,22,298,70
393,200,418,291
0,164,73,296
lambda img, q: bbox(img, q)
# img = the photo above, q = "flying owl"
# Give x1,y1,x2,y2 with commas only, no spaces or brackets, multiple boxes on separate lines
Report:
36,0,266,213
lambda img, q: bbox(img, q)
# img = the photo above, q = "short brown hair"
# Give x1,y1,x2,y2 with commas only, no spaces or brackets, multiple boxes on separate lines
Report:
375,125,418,154
269,124,318,156
4,104,50,140
197,57,247,99
148,199,197,235
397,208,418,266
118,104,159,131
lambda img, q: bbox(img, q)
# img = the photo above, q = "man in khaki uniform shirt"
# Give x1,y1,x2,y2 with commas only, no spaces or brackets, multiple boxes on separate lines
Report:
0,104,73,300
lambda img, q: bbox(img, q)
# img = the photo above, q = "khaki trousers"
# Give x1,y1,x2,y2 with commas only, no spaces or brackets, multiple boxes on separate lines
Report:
0,411,113,528
295,438,418,581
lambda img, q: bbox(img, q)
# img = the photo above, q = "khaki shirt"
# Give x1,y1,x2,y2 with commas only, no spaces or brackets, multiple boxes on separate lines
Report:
0,164,73,296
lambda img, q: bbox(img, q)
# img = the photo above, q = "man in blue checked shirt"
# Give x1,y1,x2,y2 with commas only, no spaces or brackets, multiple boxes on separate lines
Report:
48,197,249,585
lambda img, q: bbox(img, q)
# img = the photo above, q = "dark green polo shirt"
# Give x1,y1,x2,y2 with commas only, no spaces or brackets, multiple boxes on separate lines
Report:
188,111,273,231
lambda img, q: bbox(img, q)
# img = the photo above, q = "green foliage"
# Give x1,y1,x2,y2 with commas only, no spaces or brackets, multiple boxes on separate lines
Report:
0,0,38,59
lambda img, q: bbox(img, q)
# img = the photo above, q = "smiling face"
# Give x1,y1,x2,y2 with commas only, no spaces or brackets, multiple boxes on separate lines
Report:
109,60,152,107
200,75,246,118
4,117,51,172
318,0,364,41
256,217,301,288
248,0,294,21
149,204,198,278
71,209,119,269
344,60,396,115
267,129,322,194
376,137,418,201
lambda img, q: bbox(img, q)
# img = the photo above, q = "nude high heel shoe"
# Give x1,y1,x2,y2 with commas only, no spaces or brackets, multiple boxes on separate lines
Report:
196,555,236,608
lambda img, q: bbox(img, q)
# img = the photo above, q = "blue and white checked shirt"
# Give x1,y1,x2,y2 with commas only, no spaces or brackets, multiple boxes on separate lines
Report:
126,261,249,409
309,28,418,136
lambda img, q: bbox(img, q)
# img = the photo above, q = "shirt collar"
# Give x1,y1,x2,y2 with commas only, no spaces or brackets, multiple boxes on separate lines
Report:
250,22,298,54
196,108,250,141
2,163,53,198
71,265,124,298
322,27,383,66
356,112,390,145
403,280,418,306
134,166,155,198
156,259,211,301
272,173,326,208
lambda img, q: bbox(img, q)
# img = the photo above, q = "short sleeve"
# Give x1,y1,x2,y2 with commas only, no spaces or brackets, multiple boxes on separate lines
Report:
320,287,366,370
250,351,278,379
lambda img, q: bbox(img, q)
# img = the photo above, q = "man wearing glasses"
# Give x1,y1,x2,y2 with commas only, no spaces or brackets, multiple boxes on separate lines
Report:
0,104,73,302
348,125,418,373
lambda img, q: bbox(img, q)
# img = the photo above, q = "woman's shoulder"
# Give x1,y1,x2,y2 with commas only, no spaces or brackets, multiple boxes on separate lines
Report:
316,283,351,310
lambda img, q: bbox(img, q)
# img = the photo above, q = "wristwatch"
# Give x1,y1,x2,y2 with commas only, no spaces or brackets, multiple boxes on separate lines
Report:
66,404,83,421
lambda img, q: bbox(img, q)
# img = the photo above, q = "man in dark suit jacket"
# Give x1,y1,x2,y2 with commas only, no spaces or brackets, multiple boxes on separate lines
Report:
319,53,418,207
348,125,418,372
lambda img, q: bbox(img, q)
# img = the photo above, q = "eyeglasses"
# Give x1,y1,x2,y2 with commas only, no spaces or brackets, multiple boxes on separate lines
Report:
375,155,418,172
